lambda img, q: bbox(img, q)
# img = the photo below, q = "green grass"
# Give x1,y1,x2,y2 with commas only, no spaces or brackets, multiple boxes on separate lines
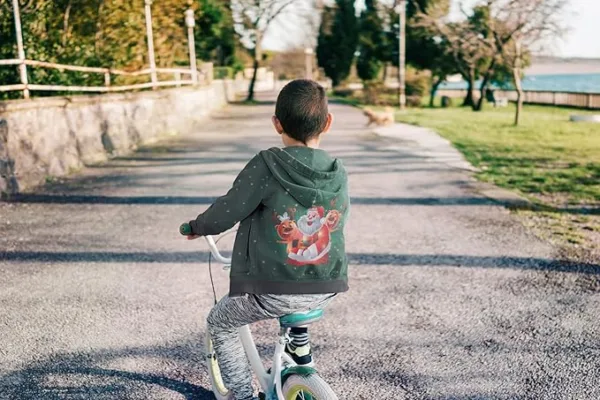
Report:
395,104,600,205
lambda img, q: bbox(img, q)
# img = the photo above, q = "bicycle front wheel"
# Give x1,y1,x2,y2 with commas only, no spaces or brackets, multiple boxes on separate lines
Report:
283,374,338,400
205,334,234,400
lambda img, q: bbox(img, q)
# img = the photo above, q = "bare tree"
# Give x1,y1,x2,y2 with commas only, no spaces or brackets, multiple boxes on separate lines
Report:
232,0,307,101
485,0,568,125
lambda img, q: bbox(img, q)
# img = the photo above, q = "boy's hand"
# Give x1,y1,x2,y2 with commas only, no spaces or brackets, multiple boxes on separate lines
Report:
186,235,201,240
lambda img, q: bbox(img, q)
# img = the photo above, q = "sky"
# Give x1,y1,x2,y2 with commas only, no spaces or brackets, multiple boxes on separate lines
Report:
262,0,600,59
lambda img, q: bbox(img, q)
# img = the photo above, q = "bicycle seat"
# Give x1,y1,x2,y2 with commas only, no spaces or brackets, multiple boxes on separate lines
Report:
279,309,323,328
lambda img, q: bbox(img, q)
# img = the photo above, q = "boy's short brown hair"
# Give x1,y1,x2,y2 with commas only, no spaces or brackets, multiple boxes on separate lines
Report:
275,79,329,143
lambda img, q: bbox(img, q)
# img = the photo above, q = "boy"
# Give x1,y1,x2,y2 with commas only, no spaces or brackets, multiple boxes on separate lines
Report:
185,79,349,400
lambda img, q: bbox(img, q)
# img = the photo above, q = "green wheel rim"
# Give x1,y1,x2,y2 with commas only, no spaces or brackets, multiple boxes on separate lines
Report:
285,384,316,400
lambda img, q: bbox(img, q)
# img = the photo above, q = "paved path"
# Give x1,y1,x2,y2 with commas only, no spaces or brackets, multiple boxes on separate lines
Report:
1,95,599,399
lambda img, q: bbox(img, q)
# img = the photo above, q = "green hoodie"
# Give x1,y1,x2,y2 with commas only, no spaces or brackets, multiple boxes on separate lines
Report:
189,146,349,296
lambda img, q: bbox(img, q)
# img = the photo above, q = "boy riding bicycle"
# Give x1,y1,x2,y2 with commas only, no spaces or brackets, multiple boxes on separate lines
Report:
184,79,350,400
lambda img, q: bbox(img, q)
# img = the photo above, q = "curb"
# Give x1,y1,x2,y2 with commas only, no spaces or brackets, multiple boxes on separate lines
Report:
472,181,532,209
371,123,479,173
371,122,532,209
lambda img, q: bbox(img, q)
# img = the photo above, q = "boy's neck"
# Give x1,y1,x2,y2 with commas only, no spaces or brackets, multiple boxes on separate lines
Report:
282,133,320,149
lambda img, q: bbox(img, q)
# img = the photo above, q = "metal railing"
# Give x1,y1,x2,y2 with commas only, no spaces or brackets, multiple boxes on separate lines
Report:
437,88,600,110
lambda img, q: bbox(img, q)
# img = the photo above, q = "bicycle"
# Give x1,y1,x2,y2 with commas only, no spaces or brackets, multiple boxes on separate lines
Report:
179,223,339,400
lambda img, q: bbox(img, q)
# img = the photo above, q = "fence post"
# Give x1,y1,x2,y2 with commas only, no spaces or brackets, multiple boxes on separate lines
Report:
12,0,29,99
104,70,111,90
144,0,158,89
587,93,593,109
185,9,198,85
174,71,181,87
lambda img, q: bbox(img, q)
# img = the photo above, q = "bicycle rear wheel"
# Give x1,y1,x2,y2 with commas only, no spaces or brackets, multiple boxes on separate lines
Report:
283,374,338,400
205,334,234,400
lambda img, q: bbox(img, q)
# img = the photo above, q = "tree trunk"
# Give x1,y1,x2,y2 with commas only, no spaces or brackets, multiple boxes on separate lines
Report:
475,76,490,111
62,1,72,47
95,1,105,54
475,60,496,111
246,31,262,102
513,65,524,126
513,41,523,126
429,76,443,108
515,87,523,126
463,73,475,107
247,59,259,102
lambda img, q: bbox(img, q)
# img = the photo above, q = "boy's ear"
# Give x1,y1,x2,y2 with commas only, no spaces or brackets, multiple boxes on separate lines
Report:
272,116,284,135
322,113,334,134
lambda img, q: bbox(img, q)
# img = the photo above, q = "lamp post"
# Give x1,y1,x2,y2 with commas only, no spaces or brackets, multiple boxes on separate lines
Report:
12,0,29,99
395,0,406,110
144,0,158,89
305,47,314,80
185,9,198,85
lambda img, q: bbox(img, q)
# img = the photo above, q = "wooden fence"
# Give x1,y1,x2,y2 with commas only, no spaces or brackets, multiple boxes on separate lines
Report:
0,58,211,96
437,88,600,110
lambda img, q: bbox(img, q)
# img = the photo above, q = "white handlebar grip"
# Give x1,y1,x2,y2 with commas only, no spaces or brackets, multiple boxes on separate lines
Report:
204,236,233,265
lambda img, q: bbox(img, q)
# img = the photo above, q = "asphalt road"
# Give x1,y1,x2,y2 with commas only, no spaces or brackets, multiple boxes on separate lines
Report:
1,95,599,400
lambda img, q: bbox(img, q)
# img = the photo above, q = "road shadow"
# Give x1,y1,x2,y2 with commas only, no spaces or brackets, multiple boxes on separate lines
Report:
7,194,500,206
0,340,215,400
10,194,596,217
2,251,597,274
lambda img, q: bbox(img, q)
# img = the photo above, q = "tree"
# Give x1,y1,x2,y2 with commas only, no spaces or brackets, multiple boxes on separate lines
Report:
356,0,384,82
316,0,358,87
195,0,238,67
232,0,303,101
404,0,456,106
484,0,567,125
413,2,497,109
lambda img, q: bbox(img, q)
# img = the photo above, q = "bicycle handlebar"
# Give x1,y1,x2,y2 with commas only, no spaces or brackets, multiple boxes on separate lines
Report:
179,222,232,265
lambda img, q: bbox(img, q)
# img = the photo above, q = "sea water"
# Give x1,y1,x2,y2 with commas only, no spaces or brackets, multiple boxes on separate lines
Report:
440,73,600,93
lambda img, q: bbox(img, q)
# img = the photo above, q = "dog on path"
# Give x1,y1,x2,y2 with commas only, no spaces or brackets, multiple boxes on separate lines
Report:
363,106,395,127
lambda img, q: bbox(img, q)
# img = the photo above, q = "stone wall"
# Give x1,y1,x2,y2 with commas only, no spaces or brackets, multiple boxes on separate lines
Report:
0,80,240,197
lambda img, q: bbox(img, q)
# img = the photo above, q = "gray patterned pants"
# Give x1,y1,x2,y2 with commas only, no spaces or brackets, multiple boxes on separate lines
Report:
207,293,336,400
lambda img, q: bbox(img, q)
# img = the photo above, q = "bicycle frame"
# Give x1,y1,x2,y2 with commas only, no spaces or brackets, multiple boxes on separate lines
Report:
204,236,300,400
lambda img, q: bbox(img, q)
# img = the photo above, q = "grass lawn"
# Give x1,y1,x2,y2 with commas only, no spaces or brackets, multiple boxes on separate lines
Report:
394,102,599,259
395,104,599,204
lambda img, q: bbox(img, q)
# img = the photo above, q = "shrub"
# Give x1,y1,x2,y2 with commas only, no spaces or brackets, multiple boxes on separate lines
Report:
214,67,234,79
332,88,355,97
362,81,386,105
405,68,430,97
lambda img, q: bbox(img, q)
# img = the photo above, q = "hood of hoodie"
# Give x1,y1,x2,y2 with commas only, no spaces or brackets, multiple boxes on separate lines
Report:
260,147,347,208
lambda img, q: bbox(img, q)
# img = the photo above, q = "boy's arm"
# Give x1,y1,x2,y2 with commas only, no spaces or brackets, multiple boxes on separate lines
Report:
189,154,270,236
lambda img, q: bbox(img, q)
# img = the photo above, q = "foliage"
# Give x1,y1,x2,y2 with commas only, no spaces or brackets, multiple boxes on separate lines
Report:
362,81,386,105
195,0,237,67
405,67,430,97
381,6,399,68
0,0,240,99
214,66,235,79
356,0,384,82
316,0,358,87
